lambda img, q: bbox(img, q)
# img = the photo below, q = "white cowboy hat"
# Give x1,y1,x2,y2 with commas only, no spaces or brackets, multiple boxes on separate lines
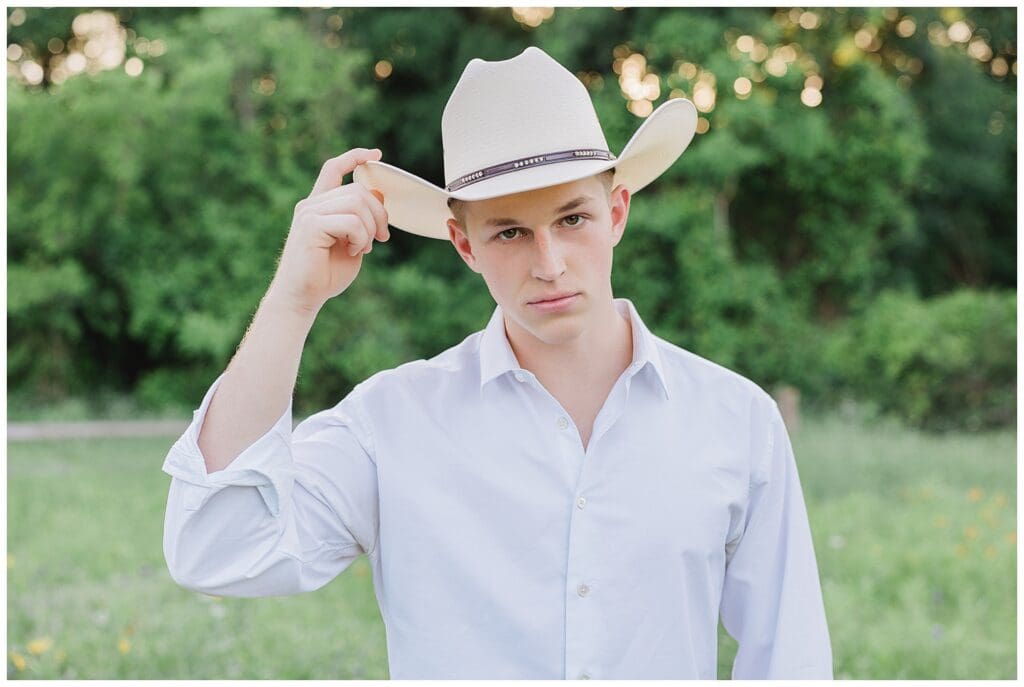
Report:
353,46,698,240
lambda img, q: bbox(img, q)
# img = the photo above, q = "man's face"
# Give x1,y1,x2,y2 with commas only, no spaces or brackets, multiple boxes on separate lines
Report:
447,175,630,347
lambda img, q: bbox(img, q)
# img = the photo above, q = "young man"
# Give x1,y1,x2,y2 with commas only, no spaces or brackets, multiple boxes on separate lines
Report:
162,47,832,679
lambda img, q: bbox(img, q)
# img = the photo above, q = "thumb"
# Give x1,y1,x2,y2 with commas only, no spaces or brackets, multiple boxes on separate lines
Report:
309,147,382,197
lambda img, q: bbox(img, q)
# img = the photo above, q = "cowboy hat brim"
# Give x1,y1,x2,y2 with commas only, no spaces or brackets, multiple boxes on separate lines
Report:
352,97,698,240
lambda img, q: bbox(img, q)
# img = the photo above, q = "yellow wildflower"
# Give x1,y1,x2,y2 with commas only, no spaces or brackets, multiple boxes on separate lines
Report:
967,487,983,502
9,651,26,671
117,638,131,655
26,637,52,655
933,515,949,528
984,545,997,559
954,543,969,558
7,554,14,568
994,492,1008,508
1007,531,1016,545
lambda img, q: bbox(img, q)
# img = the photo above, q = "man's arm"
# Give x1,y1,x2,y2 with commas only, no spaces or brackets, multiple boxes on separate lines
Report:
719,396,833,679
196,294,315,473
198,147,390,473
161,147,390,596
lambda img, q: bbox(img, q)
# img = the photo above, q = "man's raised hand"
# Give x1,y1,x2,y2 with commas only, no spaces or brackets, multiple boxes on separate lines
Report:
268,148,390,314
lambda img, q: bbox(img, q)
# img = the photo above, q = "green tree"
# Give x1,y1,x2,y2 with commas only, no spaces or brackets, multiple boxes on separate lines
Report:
6,6,1016,428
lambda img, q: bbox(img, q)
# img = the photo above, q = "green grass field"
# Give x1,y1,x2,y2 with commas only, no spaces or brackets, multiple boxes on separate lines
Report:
7,411,1016,679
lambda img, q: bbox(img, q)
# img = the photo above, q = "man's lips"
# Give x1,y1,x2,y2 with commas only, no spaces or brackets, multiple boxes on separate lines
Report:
528,292,580,305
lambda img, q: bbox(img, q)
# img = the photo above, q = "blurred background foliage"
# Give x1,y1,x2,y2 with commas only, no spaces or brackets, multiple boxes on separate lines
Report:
6,6,1017,430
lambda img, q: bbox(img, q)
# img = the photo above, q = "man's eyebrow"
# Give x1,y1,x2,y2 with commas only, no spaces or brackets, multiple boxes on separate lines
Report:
483,196,596,228
554,195,593,215
484,216,523,228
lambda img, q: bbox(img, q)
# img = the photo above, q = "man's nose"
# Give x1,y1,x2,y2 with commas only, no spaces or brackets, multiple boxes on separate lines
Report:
531,229,566,281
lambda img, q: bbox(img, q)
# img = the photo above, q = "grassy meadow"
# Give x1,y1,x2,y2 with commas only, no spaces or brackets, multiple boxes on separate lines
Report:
7,410,1016,679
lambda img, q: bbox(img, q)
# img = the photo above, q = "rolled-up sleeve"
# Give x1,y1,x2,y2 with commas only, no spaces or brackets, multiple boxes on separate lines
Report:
162,374,379,598
719,398,833,679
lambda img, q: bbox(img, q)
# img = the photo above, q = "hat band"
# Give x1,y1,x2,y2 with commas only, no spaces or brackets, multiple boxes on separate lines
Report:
446,148,616,192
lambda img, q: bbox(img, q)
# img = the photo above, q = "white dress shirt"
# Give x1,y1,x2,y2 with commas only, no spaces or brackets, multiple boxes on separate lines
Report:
162,298,832,679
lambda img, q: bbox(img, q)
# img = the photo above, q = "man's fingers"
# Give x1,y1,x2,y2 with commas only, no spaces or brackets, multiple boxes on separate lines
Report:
309,148,382,198
349,201,378,255
367,188,390,241
304,184,390,244
308,214,370,255
303,186,387,253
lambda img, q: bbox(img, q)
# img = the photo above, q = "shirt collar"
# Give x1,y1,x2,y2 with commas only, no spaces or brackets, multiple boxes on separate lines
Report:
477,298,670,399
617,298,671,400
478,305,522,388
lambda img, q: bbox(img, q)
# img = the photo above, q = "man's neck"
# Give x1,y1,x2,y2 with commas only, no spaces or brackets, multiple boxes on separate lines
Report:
505,298,634,398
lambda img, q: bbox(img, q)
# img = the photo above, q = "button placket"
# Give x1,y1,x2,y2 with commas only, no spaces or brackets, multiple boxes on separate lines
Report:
565,466,595,680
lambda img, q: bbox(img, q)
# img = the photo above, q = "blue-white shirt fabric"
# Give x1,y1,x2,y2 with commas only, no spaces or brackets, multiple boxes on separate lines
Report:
162,298,833,679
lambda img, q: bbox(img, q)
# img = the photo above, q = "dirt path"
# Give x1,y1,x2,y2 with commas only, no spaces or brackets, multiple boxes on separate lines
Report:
7,420,190,441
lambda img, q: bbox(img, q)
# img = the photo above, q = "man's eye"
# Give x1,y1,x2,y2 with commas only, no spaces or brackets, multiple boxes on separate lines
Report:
563,214,584,227
497,228,521,241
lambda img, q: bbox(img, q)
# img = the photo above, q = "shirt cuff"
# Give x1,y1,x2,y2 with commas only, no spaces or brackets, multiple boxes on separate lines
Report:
161,372,295,516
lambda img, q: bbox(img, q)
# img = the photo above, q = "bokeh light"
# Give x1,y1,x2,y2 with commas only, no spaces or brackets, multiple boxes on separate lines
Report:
617,50,662,117
374,59,393,79
677,61,698,80
801,87,822,107
968,38,993,62
124,56,143,77
627,99,653,117
896,17,917,38
733,76,752,98
692,74,716,112
947,21,972,43
928,22,952,47
511,7,554,28
799,11,820,30
765,56,787,77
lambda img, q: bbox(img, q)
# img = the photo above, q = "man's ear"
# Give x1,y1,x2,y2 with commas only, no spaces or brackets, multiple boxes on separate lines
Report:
448,218,482,273
609,184,630,248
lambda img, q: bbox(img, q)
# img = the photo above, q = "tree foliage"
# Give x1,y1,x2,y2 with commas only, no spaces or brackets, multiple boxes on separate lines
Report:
7,7,1016,429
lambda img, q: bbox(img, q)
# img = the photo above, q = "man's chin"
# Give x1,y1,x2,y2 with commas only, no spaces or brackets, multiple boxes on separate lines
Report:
514,310,587,347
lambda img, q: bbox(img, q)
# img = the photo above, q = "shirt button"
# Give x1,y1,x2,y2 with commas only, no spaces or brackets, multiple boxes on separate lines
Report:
576,583,589,597
576,496,587,509
514,372,526,383
557,416,569,430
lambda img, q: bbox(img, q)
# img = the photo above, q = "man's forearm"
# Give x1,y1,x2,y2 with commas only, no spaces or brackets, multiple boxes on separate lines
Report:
197,288,318,473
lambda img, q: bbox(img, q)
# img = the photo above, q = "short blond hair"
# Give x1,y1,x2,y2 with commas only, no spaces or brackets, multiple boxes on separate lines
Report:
447,168,615,231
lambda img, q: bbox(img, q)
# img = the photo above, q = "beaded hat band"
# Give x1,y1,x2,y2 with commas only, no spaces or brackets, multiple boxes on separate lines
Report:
446,149,616,192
